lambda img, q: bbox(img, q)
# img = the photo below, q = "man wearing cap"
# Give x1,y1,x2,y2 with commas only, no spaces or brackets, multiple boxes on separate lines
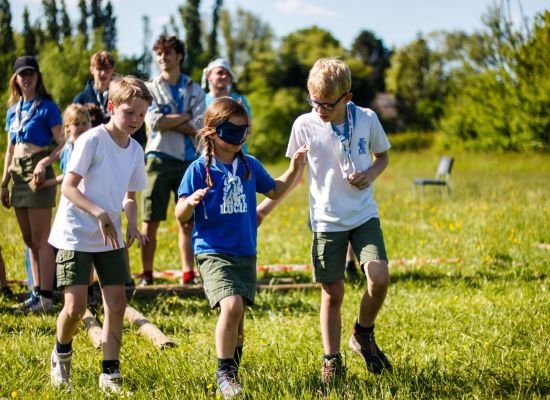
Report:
202,58,252,153
139,35,206,286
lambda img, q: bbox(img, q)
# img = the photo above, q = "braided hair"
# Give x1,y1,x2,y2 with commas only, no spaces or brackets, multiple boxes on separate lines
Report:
198,97,251,188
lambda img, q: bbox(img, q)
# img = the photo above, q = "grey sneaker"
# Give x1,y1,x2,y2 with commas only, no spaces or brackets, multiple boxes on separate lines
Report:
321,355,346,385
50,347,72,387
349,329,392,374
216,368,242,399
13,293,53,314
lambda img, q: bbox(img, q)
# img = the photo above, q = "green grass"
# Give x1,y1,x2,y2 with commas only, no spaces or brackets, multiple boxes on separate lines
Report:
0,151,549,399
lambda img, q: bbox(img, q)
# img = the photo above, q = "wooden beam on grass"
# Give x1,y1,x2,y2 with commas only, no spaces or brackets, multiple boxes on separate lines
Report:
128,282,320,299
82,308,102,349
124,305,176,349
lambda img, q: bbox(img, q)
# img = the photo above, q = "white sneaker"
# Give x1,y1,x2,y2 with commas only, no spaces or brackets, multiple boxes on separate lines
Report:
99,372,127,395
50,347,72,387
14,294,53,314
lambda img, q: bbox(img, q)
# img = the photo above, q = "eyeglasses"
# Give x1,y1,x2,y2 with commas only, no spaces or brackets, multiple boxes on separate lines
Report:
307,92,348,111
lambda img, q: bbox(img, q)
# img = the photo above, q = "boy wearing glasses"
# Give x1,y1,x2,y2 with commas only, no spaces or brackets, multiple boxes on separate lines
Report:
258,57,392,384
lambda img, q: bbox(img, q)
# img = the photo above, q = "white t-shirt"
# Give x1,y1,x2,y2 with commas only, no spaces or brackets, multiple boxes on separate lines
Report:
287,103,391,232
49,125,146,252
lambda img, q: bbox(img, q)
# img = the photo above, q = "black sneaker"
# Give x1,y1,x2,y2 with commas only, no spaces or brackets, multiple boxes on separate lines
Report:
0,286,14,299
349,329,392,374
321,354,346,385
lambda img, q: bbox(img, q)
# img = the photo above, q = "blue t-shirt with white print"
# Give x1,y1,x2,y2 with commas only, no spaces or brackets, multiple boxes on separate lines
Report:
177,154,276,256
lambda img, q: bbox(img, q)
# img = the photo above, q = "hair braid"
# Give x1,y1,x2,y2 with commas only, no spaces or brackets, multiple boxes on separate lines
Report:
238,150,251,180
205,139,215,188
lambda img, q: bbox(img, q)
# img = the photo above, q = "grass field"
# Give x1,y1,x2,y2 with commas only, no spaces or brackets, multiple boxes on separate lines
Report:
0,151,549,399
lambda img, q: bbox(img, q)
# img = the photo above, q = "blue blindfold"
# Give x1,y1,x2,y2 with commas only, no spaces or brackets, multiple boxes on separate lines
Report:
216,121,248,145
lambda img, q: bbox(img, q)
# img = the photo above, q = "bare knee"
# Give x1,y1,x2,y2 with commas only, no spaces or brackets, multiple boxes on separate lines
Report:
322,283,345,308
63,302,87,321
365,261,390,290
220,296,244,320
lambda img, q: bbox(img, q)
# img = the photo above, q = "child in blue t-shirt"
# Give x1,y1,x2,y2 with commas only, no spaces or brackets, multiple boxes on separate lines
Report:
175,97,307,398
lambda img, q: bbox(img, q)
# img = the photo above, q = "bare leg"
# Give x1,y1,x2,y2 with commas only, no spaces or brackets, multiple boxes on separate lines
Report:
141,220,160,273
179,219,194,277
56,285,88,344
0,247,8,286
27,208,55,291
14,208,39,287
358,260,389,327
101,285,127,360
320,281,345,355
216,295,244,359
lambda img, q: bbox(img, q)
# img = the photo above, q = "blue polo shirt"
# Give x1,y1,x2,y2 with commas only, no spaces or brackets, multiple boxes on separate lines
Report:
178,155,275,256
6,99,62,146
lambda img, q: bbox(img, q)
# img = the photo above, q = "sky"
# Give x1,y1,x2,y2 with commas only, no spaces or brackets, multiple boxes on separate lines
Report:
9,0,550,57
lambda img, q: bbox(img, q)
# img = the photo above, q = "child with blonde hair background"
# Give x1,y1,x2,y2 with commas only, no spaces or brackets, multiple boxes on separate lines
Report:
48,76,152,394
175,97,307,398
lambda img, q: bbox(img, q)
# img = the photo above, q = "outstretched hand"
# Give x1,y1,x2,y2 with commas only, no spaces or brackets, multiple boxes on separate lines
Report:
186,187,210,207
289,145,308,169
98,212,119,249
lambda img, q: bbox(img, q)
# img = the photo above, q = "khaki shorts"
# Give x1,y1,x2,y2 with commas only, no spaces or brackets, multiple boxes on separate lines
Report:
142,157,192,221
9,151,56,208
56,248,130,288
311,218,388,283
196,253,257,308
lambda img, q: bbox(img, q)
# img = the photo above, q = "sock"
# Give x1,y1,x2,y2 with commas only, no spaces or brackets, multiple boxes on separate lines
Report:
233,346,243,367
354,320,374,335
56,339,72,354
40,290,53,299
346,260,357,270
183,271,195,284
323,352,342,361
217,357,237,371
33,286,40,296
142,270,153,279
102,360,120,375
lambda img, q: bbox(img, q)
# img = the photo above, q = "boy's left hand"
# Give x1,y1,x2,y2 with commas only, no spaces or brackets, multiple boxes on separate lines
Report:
126,224,148,248
347,170,372,190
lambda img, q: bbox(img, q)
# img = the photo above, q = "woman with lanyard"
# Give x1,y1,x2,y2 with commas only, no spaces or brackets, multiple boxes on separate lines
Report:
1,56,65,313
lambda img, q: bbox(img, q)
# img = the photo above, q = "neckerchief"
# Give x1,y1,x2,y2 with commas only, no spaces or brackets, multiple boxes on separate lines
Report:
14,97,41,143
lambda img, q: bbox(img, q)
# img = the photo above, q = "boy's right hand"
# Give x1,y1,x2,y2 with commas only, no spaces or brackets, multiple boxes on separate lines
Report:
0,187,9,209
98,212,119,249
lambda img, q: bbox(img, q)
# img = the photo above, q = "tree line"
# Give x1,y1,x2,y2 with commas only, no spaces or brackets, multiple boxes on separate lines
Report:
0,0,548,158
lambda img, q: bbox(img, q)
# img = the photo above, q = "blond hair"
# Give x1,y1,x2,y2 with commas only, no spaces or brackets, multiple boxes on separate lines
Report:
307,57,352,99
62,104,91,139
199,97,250,187
108,76,153,107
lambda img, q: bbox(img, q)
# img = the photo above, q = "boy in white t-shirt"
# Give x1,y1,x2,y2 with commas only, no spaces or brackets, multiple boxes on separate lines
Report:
258,57,392,384
48,76,152,394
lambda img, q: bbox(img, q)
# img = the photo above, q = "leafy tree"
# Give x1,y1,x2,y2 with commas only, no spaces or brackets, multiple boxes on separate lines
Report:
22,6,38,56
179,0,203,78
59,0,72,42
42,0,60,44
90,0,103,29
102,1,116,50
0,0,16,100
351,30,391,92
206,0,222,61
77,0,88,47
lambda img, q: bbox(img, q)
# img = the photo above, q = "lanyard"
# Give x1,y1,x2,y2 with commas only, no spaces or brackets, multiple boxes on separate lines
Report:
212,157,239,185
329,103,356,178
14,97,41,143
94,88,109,116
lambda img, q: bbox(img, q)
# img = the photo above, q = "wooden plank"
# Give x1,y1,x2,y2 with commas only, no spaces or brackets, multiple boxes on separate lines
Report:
82,308,102,349
124,305,176,349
